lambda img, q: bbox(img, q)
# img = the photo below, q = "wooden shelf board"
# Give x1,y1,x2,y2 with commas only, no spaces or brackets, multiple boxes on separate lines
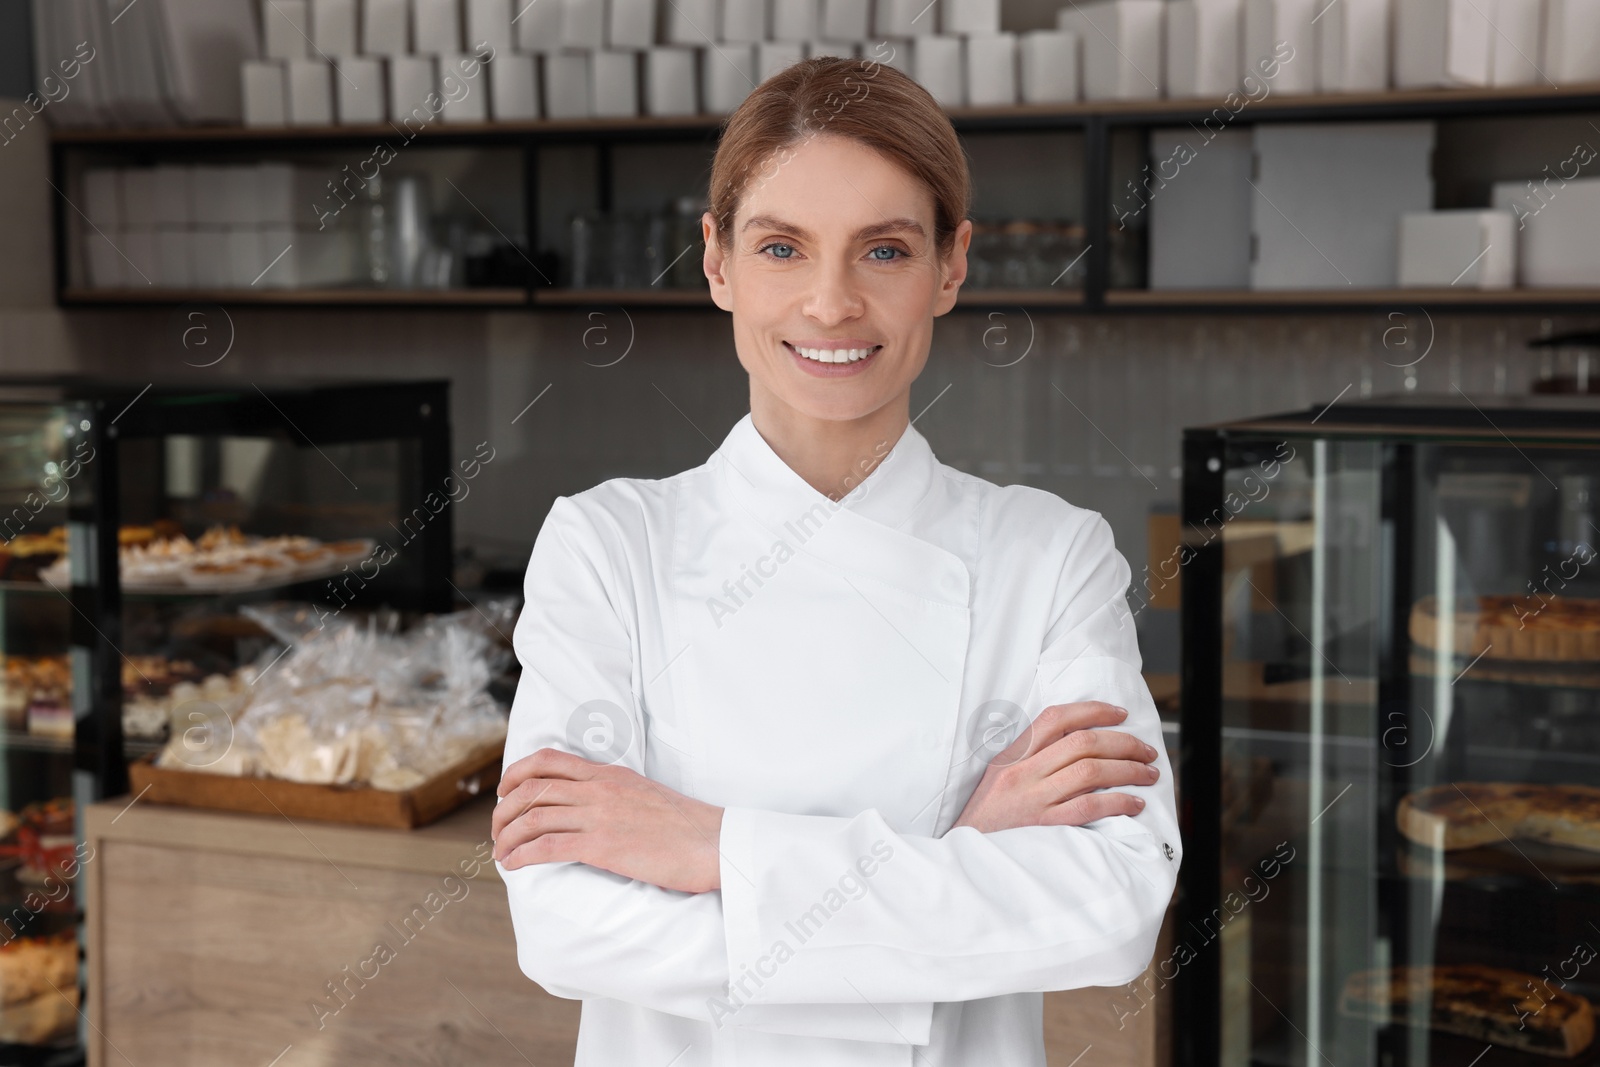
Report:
1107,287,1600,307
59,286,528,306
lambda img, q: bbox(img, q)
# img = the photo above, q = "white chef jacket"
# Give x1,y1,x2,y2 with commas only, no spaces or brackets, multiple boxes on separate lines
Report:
496,411,1182,1066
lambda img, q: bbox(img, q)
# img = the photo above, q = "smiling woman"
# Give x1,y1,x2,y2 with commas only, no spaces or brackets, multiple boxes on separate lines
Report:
491,56,1181,1067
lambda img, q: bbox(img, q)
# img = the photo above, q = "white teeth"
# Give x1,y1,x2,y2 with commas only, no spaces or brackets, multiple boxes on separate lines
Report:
790,344,878,364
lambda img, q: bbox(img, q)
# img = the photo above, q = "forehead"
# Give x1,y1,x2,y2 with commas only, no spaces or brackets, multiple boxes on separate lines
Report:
735,133,934,233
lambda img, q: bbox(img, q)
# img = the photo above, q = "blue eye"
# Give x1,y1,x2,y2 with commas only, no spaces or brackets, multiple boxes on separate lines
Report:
757,242,795,259
869,245,905,261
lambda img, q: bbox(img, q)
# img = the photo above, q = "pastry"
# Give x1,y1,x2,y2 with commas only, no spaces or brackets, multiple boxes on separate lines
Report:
1398,782,1600,854
1411,595,1600,663
1340,964,1595,1057
0,935,78,1009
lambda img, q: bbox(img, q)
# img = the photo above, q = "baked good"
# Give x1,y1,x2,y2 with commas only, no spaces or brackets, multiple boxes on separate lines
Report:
1340,964,1594,1057
1398,782,1600,854
1411,595,1600,663
0,935,78,1009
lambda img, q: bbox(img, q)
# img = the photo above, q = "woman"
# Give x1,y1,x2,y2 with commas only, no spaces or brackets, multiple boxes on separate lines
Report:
491,57,1181,1066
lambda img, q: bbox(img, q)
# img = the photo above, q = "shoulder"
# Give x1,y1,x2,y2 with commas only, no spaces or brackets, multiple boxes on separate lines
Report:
537,464,708,563
933,462,1115,562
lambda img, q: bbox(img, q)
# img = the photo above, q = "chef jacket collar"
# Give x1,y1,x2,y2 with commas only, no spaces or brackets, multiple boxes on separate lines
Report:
714,411,937,533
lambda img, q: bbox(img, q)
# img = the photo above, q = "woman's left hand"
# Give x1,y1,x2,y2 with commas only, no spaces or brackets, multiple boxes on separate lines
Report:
492,748,725,894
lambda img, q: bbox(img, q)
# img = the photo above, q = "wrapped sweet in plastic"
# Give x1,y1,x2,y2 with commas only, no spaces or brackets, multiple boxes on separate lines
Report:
154,600,512,790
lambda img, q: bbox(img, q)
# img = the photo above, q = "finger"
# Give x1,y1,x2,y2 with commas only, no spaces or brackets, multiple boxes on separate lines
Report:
491,777,578,838
1044,757,1159,803
499,830,586,871
493,804,589,861
497,747,610,796
1037,728,1160,777
1039,790,1146,827
1019,702,1129,759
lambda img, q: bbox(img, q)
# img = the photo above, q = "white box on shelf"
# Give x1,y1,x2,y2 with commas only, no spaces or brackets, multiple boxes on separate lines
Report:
85,233,126,288
805,40,856,59
189,166,233,227
189,230,228,286
222,166,262,226
944,0,999,34
152,165,193,227
757,40,805,79
122,169,160,230
390,55,439,117
1250,121,1435,289
440,53,492,119
1058,0,1164,100
491,53,542,118
1488,0,1541,84
121,230,158,288
466,0,514,51
562,0,606,47
666,0,717,44
364,0,412,54
1317,0,1389,91
1020,30,1078,101
227,228,268,288
877,0,937,34
336,56,388,122
155,229,195,288
863,38,911,73
545,51,592,115
913,34,963,105
288,58,337,124
821,0,868,39
1148,127,1253,288
612,0,659,47
258,227,352,287
1492,177,1600,286
704,42,756,111
771,0,818,40
242,61,289,125
1393,0,1491,85
1540,0,1600,81
84,170,123,231
264,0,311,59
515,0,566,50
723,0,766,40
1241,0,1317,93
965,33,1016,105
1397,210,1515,287
646,46,698,113
312,0,360,54
1165,0,1239,97
592,49,641,115
256,163,325,227
415,0,463,51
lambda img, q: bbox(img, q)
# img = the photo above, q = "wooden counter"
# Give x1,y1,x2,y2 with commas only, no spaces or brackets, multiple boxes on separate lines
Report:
83,794,1172,1067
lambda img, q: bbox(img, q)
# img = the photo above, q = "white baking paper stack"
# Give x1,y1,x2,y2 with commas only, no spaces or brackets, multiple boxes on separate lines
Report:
1165,0,1240,97
545,52,592,116
1541,0,1600,81
965,33,1018,106
1316,0,1389,91
592,49,640,115
647,47,699,113
1020,30,1078,102
1059,0,1164,99
705,44,757,111
913,34,964,106
1393,0,1491,85
243,62,289,125
1241,0,1317,93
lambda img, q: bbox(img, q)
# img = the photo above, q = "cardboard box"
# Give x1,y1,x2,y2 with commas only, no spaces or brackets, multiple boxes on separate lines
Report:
1020,29,1079,102
490,52,541,119
704,42,756,112
1149,127,1254,289
1316,0,1389,91
1242,0,1317,93
1492,177,1600,286
966,33,1017,106
1393,0,1491,85
1397,210,1515,288
242,60,289,126
1166,0,1241,97
1059,0,1164,100
645,47,698,114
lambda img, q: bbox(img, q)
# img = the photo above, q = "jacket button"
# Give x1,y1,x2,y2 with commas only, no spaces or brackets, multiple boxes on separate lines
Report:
1162,842,1174,860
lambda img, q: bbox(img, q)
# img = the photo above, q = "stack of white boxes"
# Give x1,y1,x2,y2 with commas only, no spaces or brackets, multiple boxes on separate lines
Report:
80,164,356,289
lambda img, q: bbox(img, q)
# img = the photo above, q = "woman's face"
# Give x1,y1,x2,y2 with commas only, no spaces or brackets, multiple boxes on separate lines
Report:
704,132,970,425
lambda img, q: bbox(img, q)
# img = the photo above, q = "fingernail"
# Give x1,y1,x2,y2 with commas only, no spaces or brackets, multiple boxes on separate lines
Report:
1144,743,1158,758
1117,707,1129,718
1134,797,1145,809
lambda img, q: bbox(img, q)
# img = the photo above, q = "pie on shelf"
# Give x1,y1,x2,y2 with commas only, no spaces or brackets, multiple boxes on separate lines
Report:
1340,964,1595,1057
1410,594,1600,662
1397,782,1600,854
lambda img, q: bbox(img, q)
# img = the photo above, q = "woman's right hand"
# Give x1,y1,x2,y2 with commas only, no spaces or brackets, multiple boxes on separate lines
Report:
949,701,1161,834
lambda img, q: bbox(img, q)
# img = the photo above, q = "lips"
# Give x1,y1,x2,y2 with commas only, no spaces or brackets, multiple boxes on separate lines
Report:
784,342,883,364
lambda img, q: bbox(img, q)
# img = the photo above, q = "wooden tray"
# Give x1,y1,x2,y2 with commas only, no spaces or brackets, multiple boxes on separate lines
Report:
126,742,505,830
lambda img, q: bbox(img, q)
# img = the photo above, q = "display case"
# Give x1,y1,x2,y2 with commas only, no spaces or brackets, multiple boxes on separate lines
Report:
1176,396,1600,1067
0,377,452,1065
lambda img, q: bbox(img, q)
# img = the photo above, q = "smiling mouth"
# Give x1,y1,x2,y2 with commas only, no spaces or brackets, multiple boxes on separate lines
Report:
784,342,883,364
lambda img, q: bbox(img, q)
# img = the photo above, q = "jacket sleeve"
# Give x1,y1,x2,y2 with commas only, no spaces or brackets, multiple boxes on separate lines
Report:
495,495,939,1045
716,511,1183,1009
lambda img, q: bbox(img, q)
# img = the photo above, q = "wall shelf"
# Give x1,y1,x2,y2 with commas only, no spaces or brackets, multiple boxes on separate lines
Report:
48,82,1600,314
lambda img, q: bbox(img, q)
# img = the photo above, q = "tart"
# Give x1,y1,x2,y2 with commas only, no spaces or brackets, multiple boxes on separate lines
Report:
1397,782,1600,854
1411,594,1600,663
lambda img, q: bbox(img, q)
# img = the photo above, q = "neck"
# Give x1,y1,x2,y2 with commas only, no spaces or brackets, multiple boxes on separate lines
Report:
748,393,909,501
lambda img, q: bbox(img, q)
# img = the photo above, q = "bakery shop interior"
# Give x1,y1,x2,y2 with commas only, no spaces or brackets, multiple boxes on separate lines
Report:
2,0,1600,1065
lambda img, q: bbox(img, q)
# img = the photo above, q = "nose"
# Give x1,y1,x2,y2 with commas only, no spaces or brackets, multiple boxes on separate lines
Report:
801,256,865,326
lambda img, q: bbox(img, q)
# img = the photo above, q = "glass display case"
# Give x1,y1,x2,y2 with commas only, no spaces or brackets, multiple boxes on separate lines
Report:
0,377,452,1065
1176,396,1600,1067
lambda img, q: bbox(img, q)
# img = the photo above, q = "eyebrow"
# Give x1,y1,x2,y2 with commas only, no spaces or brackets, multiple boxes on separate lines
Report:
741,215,927,243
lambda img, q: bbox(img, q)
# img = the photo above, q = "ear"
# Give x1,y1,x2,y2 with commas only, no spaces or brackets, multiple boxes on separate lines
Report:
932,218,972,317
703,212,733,313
